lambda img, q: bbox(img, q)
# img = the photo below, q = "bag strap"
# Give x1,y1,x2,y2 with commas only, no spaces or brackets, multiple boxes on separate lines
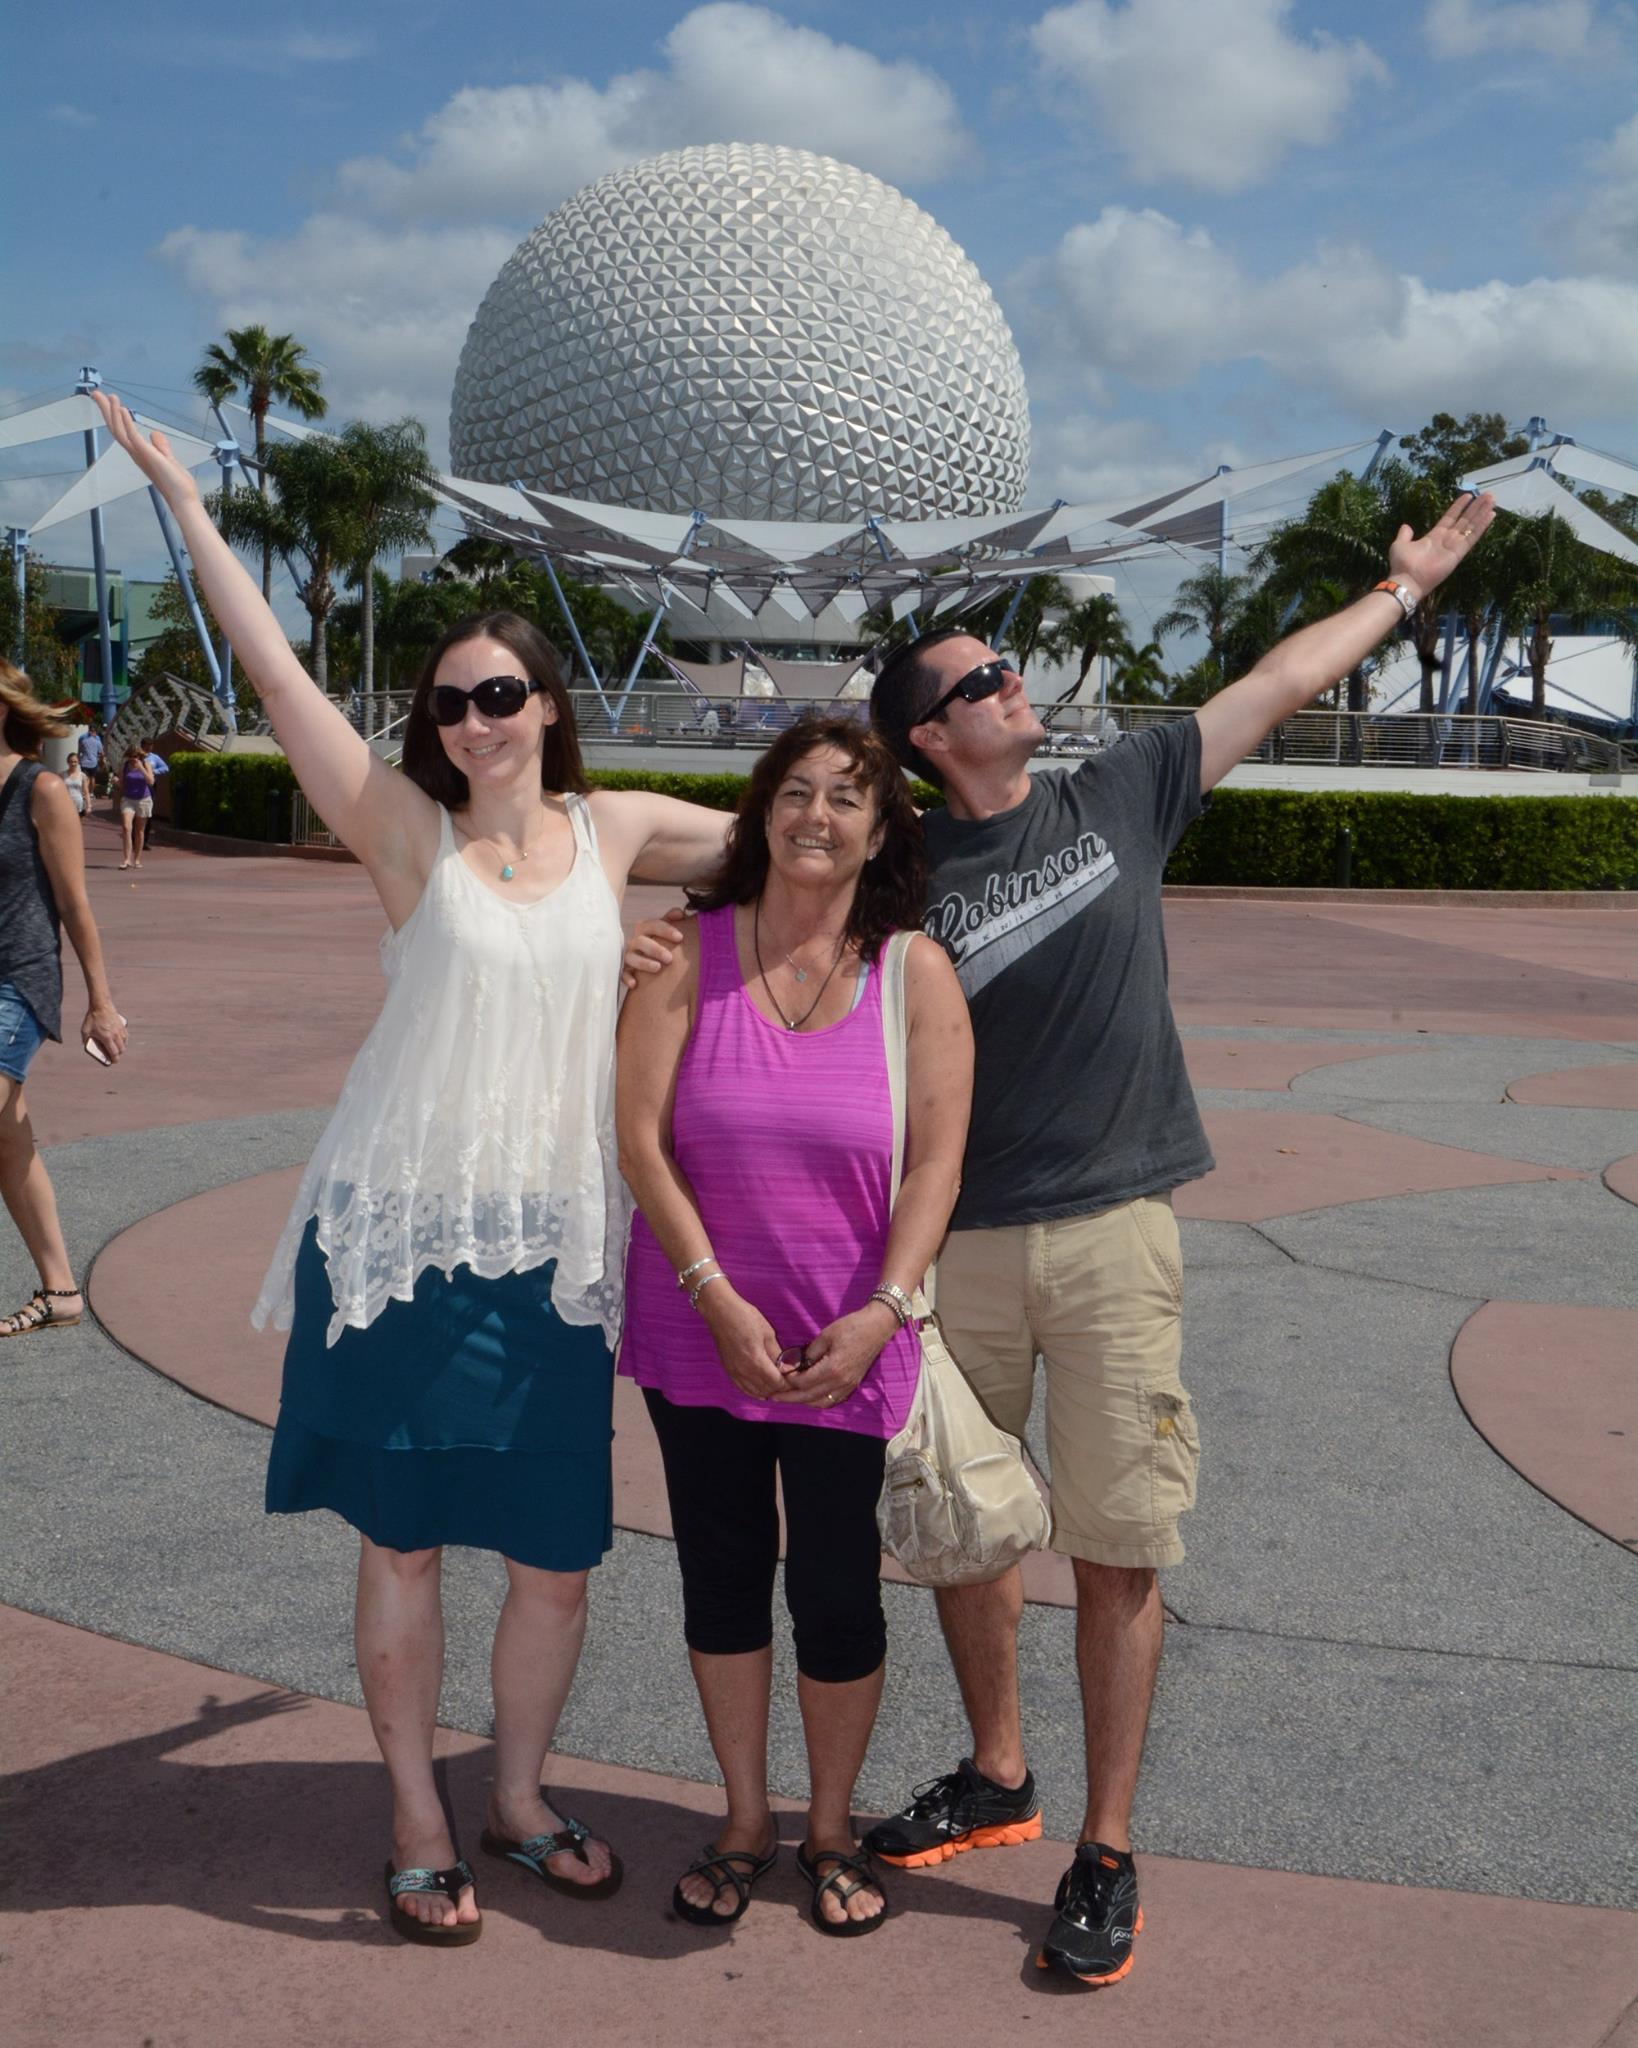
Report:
879,929,935,1311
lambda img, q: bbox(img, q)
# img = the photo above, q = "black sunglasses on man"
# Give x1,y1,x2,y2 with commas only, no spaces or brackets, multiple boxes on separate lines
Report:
922,658,1015,724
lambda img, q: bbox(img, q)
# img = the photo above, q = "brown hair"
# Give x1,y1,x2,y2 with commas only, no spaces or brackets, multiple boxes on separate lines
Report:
0,658,71,757
399,611,586,808
868,626,980,789
688,713,926,962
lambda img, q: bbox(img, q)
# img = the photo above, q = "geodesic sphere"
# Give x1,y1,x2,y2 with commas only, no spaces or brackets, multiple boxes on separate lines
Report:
449,142,1030,521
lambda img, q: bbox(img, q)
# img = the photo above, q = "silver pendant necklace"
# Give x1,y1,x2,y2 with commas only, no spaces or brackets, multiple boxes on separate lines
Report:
753,899,845,1030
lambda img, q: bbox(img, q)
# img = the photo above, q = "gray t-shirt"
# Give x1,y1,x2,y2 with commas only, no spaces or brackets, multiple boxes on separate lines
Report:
921,717,1213,1230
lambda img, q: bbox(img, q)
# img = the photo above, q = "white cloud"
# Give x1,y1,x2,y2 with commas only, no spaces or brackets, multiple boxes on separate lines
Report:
47,103,98,129
1029,410,1206,507
158,216,516,460
1573,113,1638,274
1033,203,1638,421
1423,0,1595,57
169,28,371,69
339,4,964,222
158,7,965,456
1030,0,1385,191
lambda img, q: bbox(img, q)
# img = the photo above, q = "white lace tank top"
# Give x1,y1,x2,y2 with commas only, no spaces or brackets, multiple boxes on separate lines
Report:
252,794,629,1348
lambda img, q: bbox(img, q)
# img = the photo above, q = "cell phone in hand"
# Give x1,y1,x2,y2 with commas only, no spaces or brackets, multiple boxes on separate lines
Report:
84,1013,127,1065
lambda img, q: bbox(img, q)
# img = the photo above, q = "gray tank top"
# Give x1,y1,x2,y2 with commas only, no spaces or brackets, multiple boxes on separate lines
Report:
0,761,63,1041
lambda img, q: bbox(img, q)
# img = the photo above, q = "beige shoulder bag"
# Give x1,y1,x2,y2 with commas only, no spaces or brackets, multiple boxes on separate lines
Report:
875,933,1051,1585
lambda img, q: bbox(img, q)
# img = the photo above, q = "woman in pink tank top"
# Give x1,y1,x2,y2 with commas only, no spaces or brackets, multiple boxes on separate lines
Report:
618,715,972,1940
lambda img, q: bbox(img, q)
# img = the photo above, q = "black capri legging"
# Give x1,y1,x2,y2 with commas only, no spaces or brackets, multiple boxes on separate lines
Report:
643,1390,888,1685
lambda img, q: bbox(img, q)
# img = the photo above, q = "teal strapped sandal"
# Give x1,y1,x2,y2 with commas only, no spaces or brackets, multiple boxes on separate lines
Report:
480,1816,624,1900
384,1858,481,1945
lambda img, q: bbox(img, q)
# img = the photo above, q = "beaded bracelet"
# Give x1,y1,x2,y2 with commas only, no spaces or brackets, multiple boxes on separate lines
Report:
868,1283,916,1327
688,1271,726,1310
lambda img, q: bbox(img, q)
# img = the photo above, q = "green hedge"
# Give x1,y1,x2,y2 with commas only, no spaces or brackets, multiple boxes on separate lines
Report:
170,751,298,842
1164,788,1638,891
585,766,946,810
167,753,1638,889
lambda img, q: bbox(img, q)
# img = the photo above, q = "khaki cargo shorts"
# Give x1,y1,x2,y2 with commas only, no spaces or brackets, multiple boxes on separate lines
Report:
935,1195,1199,1569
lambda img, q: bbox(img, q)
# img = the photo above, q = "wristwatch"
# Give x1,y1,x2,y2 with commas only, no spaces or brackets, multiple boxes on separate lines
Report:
1374,577,1419,620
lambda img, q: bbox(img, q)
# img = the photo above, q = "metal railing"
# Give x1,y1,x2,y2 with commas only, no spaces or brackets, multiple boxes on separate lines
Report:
1036,704,1634,774
290,790,341,849
336,685,1633,776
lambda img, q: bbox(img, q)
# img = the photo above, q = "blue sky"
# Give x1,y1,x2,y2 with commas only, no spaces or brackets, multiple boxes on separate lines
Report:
7,0,1638,622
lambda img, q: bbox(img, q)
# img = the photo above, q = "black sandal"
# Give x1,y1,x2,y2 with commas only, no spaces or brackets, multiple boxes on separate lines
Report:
796,1843,890,1938
384,1858,481,1946
480,1816,624,1900
0,1287,83,1338
671,1840,779,1927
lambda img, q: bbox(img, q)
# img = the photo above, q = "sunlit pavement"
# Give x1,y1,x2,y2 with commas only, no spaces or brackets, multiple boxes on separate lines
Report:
4,814,1635,2047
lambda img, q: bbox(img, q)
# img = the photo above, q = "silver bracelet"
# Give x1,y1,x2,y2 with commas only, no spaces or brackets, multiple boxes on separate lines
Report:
676,1255,717,1289
868,1283,916,1327
688,1271,726,1310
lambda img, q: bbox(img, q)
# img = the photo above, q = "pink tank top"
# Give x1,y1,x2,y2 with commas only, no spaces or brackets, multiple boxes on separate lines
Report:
619,905,919,1438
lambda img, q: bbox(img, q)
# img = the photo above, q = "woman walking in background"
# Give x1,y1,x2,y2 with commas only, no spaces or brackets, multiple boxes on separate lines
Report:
116,743,154,869
94,390,732,1948
0,660,127,1338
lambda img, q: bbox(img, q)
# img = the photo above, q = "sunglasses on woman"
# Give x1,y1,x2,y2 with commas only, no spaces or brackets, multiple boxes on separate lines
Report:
427,675,545,726
923,658,1014,723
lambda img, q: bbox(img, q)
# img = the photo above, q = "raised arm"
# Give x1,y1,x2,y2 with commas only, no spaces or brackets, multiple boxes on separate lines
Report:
774,935,972,1409
588,788,733,892
614,923,788,1399
31,774,125,1063
1195,490,1496,793
89,393,435,890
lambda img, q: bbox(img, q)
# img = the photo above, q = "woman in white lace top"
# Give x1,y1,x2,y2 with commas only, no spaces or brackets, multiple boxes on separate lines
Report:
98,394,732,1947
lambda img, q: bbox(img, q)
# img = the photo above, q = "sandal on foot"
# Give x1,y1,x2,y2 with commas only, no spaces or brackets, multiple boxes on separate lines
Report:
0,1288,83,1338
384,1858,481,1946
671,1840,778,1927
797,1843,890,1938
480,1817,624,1901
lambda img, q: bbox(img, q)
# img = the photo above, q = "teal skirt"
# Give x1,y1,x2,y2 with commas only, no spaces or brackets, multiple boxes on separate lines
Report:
265,1220,615,1570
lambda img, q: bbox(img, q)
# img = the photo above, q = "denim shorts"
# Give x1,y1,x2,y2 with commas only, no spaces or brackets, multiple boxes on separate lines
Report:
0,981,47,1085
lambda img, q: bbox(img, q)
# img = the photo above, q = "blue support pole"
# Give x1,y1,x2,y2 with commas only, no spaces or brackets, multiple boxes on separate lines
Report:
993,576,1033,651
6,528,26,666
614,510,703,722
210,410,241,702
865,517,917,638
536,550,610,719
1476,617,1509,716
1360,428,1395,482
148,484,227,709
75,368,116,722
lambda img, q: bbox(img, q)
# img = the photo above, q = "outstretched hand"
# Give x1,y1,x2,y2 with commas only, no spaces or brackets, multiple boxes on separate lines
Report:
1389,490,1496,599
88,390,203,515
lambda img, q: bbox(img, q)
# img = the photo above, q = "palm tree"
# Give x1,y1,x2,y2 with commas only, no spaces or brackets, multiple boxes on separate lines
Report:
1037,591,1135,695
1109,640,1169,704
1493,510,1638,716
1153,564,1254,691
213,436,356,688
193,326,327,599
335,419,438,699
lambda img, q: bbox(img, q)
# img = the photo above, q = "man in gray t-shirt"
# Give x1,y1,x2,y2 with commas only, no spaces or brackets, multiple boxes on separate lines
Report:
860,490,1495,1985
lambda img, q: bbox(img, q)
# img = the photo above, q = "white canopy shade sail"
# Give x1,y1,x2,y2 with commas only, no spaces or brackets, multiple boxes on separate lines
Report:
1467,466,1638,566
29,423,220,533
0,394,106,450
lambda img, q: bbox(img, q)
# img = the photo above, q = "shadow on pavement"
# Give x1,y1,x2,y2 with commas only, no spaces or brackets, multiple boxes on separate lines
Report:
0,1685,1045,1957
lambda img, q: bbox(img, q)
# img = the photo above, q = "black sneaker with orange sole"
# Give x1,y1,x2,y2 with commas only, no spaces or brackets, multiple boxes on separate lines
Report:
1036,1841,1142,1986
861,1758,1042,1869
